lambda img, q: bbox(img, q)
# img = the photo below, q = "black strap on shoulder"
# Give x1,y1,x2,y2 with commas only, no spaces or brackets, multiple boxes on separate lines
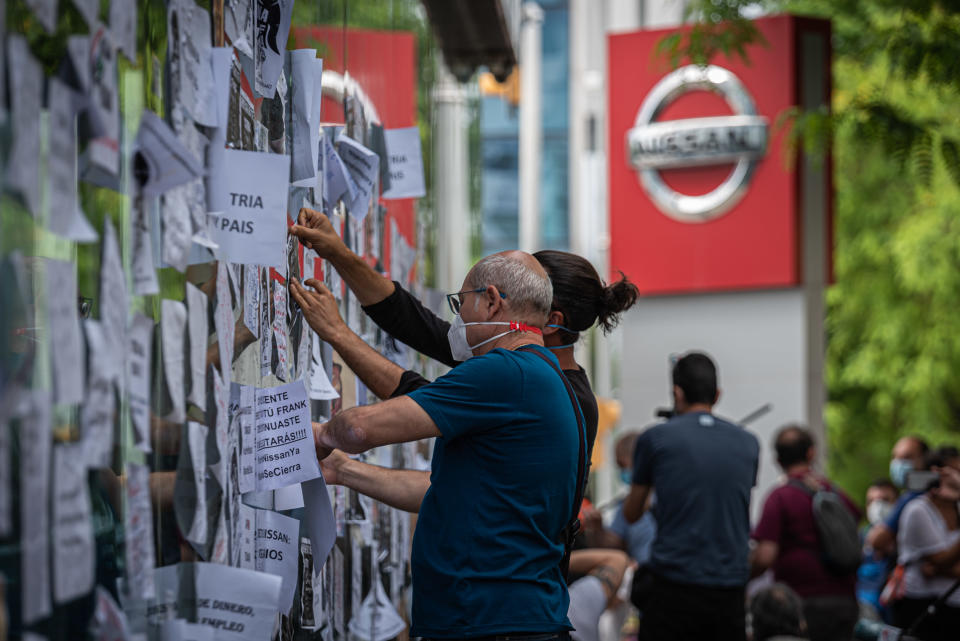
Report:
519,345,588,576
787,479,816,496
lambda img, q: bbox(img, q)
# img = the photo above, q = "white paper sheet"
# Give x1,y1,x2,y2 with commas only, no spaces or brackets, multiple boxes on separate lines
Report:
348,569,407,641
67,29,120,176
390,218,417,286
132,197,160,296
45,258,86,405
204,47,236,219
185,282,208,410
237,503,256,570
110,0,137,61
322,132,353,211
259,271,273,376
299,538,320,629
47,77,98,242
233,383,257,494
80,332,116,467
92,586,133,641
170,0,217,127
242,265,261,338
225,0,254,56
72,0,98,27
25,0,58,33
271,280,289,380
254,508,300,612
19,390,52,623
289,50,320,184
214,261,235,390
302,475,337,575
211,500,230,564
273,483,303,510
100,218,128,382
211,366,230,490
254,380,322,491
382,126,427,199
337,133,379,220
253,0,294,97
5,36,43,216
185,421,209,545
159,619,216,641
135,110,204,197
161,300,187,422
161,182,194,272
192,562,282,640
209,149,290,267
125,462,157,601
128,313,154,452
308,336,340,401
53,442,95,604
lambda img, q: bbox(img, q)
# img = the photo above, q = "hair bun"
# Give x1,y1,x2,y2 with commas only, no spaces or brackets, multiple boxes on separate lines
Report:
596,272,640,333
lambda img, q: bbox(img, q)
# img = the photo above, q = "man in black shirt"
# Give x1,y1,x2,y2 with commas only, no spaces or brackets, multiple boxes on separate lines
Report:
289,207,640,460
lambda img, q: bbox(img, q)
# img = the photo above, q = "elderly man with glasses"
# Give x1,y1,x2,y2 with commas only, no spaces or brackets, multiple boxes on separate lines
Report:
294,249,585,641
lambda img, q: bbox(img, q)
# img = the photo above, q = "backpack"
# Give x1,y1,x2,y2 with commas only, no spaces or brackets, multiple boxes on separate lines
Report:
789,479,862,575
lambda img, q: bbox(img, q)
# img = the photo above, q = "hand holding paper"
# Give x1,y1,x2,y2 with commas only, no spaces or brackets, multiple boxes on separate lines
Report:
289,279,348,344
289,207,345,258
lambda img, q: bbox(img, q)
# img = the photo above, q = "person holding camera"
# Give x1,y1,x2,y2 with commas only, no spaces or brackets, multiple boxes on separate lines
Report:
890,447,960,640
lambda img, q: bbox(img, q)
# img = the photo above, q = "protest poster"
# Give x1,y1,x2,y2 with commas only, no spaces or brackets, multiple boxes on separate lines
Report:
254,380,321,491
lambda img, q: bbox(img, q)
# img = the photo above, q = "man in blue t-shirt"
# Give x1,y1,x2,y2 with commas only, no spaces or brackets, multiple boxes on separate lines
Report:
622,352,759,641
310,251,581,641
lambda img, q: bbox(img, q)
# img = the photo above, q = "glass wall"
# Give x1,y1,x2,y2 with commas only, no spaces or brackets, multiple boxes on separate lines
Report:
0,1,440,639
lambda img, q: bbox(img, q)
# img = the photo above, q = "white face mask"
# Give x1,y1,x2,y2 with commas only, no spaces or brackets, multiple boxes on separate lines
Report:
867,499,893,525
447,315,537,361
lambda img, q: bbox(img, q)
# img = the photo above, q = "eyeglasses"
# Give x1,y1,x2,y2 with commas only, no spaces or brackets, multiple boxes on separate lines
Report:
446,287,506,315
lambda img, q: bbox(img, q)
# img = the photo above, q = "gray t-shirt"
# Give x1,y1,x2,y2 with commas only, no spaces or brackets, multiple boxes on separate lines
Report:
632,411,760,587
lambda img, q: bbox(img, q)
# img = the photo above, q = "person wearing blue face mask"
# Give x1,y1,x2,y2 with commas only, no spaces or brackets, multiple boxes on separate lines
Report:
866,436,930,558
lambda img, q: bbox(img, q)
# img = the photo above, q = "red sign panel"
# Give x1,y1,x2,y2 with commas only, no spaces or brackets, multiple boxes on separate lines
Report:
292,27,417,282
608,16,829,294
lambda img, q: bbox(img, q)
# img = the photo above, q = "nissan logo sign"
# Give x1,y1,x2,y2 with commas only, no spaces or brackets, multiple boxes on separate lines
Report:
626,65,768,223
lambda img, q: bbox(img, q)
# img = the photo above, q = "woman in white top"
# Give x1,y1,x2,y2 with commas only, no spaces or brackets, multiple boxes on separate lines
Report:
893,449,960,641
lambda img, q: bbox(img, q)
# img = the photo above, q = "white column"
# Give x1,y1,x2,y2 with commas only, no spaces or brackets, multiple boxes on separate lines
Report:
519,2,544,253
432,68,469,292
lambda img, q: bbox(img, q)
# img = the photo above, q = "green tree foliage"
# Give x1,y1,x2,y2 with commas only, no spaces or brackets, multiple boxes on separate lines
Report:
665,0,960,499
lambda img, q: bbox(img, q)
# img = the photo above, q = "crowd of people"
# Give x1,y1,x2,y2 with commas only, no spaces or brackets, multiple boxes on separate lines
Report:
287,208,960,641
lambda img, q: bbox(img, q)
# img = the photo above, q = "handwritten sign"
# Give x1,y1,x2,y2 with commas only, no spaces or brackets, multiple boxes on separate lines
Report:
192,562,282,639
254,508,300,612
254,380,321,491
210,149,289,266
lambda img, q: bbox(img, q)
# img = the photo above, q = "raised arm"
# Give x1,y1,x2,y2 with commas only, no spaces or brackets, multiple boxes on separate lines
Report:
290,207,457,367
289,208,394,305
318,447,430,514
290,277,406,400
313,396,441,458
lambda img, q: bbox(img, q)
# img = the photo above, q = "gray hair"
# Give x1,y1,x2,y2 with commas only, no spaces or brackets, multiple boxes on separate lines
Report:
469,253,553,322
